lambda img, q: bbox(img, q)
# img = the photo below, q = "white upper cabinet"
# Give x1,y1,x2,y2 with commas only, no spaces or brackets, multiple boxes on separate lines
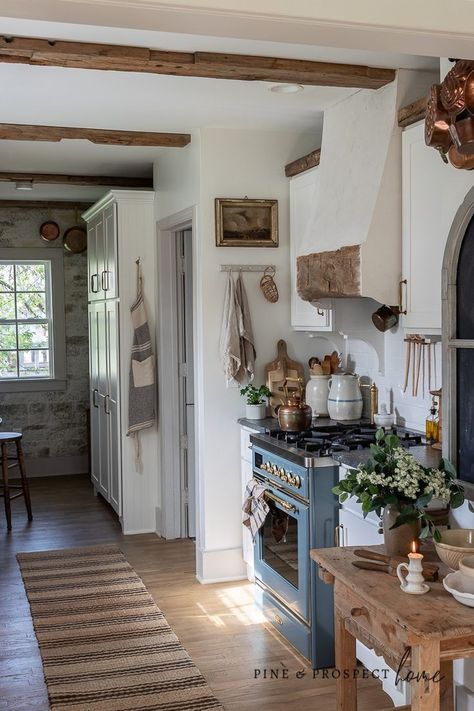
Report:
87,203,117,302
402,123,473,333
290,168,333,331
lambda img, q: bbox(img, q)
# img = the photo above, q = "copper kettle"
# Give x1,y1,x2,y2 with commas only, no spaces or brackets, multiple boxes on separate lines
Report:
277,377,312,432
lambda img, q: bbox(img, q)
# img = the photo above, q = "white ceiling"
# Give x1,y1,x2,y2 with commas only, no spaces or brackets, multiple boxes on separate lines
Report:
0,16,439,199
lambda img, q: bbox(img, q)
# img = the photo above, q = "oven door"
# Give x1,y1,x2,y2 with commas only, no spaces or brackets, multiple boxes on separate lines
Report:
254,482,309,622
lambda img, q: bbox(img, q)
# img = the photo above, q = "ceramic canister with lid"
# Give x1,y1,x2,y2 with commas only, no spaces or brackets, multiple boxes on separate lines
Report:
327,374,363,421
305,375,330,417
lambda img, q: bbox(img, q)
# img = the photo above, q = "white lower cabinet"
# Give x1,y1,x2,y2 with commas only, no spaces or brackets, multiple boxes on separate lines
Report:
89,301,121,515
338,466,410,707
241,425,258,581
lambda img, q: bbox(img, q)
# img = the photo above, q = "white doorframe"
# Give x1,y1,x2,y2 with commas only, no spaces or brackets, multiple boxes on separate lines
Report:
156,206,199,540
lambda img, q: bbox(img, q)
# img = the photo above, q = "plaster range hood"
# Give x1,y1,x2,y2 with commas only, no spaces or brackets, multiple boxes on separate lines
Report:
296,70,436,309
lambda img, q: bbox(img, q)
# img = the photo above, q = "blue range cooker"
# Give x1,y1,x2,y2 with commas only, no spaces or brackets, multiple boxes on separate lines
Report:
249,424,423,668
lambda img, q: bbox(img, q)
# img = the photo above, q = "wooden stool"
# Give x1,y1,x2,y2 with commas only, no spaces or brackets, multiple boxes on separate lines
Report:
0,433,33,531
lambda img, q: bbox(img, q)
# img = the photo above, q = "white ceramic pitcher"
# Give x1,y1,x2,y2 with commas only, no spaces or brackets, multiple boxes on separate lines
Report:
305,375,330,417
327,374,363,421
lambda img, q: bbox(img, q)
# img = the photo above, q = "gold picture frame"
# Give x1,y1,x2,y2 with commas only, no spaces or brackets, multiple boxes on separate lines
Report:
215,198,279,247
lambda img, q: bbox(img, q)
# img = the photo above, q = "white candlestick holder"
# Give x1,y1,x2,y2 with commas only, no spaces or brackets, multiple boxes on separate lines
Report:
397,552,430,595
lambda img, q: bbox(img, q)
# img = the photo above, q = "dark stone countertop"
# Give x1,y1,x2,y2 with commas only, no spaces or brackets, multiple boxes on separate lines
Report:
237,416,369,433
238,417,442,470
334,445,443,470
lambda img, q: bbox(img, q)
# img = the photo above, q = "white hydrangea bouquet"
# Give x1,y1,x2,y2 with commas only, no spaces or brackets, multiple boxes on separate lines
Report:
332,428,465,542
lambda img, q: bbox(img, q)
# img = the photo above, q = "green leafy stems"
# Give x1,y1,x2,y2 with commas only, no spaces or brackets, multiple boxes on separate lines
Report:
240,384,272,405
332,428,465,543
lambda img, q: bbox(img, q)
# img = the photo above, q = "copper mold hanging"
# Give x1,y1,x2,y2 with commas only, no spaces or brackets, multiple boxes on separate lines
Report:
425,59,474,169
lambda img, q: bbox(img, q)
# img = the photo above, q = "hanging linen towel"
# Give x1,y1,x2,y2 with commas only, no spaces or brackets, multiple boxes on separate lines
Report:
127,261,156,466
219,270,241,384
242,478,269,542
235,272,256,385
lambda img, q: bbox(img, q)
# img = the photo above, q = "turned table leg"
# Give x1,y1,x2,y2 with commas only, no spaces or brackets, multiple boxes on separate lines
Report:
335,608,357,711
411,641,441,711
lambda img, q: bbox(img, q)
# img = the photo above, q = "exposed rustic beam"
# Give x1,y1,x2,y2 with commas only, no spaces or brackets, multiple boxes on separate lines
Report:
0,200,92,209
0,123,190,147
285,149,321,177
0,172,153,187
0,35,396,89
398,95,428,128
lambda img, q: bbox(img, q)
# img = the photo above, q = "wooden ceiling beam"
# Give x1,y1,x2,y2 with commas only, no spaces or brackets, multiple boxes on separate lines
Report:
0,35,396,89
285,149,321,177
0,172,153,187
0,123,190,147
398,96,428,128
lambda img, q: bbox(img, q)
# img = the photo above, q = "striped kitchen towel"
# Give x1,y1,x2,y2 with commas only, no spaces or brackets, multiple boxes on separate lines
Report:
127,261,156,467
242,478,269,541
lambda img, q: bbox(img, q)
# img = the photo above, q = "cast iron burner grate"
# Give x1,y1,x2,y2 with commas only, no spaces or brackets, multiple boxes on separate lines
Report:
265,424,422,455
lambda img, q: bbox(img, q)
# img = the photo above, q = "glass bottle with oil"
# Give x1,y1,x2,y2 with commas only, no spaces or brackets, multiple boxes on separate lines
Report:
425,399,439,443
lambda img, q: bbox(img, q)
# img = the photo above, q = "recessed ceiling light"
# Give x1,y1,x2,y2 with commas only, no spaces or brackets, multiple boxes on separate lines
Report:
270,83,304,94
15,180,33,191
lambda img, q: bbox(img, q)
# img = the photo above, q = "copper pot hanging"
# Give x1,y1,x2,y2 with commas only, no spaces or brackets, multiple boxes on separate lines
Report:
426,59,474,170
425,84,452,155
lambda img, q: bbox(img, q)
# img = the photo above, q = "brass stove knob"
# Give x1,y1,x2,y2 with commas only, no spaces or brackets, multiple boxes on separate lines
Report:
294,475,301,489
278,467,285,478
272,464,278,475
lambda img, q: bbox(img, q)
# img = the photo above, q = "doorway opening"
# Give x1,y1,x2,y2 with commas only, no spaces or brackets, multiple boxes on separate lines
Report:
176,228,196,538
157,208,197,542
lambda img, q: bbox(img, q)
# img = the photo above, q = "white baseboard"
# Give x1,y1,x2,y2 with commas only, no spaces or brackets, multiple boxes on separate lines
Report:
9,455,88,478
196,573,248,584
196,545,247,583
121,527,157,535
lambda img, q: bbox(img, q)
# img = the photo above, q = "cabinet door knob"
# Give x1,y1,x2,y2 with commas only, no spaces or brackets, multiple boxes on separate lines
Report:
350,606,368,618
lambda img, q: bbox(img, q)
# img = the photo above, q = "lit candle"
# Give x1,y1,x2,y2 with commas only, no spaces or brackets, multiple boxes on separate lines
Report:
397,541,429,595
409,540,423,561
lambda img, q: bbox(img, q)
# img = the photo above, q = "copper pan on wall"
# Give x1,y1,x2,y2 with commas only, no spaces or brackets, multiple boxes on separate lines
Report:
426,59,474,169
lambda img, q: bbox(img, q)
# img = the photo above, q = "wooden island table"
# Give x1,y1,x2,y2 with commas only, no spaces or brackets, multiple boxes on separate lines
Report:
311,545,474,710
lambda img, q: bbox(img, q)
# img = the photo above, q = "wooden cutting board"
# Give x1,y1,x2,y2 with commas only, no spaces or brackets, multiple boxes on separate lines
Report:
265,339,305,418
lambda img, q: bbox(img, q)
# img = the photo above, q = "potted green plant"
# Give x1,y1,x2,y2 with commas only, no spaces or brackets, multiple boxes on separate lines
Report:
332,428,465,556
240,384,272,420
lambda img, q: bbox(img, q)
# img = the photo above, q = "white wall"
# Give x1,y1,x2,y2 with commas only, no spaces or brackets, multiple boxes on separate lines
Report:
154,127,321,580
196,127,319,581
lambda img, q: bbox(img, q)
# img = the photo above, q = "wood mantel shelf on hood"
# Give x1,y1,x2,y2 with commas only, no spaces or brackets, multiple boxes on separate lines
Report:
297,245,361,300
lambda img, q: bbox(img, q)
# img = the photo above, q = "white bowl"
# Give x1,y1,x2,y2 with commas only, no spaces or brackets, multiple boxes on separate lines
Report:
374,413,395,428
443,571,474,607
434,529,474,570
459,555,474,579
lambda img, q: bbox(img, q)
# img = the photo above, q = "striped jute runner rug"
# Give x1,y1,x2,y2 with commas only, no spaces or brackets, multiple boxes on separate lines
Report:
17,544,224,711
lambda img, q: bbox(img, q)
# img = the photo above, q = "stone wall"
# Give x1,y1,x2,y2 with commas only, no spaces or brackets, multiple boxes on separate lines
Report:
0,206,89,475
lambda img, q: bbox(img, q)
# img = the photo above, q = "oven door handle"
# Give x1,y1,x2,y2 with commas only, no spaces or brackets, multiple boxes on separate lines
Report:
264,490,297,514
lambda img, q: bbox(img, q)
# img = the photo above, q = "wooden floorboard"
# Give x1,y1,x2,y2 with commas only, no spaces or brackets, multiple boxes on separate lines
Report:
0,474,394,710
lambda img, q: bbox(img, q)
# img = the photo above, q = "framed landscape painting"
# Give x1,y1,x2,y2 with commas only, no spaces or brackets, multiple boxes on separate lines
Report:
215,198,278,247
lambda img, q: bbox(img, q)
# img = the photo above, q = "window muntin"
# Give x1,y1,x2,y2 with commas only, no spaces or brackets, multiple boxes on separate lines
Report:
0,261,53,379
